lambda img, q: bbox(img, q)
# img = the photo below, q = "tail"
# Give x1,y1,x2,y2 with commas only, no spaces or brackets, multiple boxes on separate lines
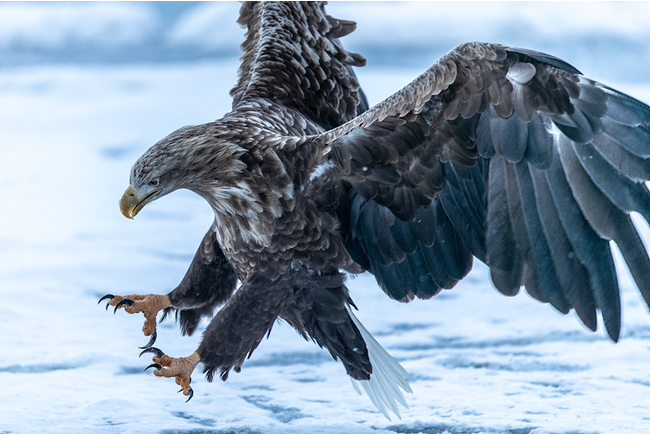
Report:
347,306,412,420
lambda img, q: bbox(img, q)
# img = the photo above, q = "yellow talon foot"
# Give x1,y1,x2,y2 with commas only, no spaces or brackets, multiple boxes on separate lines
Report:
141,349,200,402
98,293,171,348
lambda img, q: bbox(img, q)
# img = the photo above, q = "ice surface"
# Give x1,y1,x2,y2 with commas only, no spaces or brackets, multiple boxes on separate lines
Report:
1,3,650,434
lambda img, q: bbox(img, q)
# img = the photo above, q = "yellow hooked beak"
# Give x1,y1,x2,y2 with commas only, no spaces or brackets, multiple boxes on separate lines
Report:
119,185,160,219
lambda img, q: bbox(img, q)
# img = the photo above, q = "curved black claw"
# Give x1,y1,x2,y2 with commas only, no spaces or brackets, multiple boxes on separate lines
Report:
185,387,194,403
98,294,115,310
138,330,157,350
144,363,163,372
98,294,115,304
139,347,164,358
113,298,134,314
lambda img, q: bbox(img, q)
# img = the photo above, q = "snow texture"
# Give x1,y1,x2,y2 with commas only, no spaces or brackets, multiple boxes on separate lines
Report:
1,2,650,434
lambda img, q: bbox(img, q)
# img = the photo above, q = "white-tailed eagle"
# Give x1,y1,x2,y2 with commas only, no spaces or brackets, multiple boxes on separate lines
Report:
100,1,650,419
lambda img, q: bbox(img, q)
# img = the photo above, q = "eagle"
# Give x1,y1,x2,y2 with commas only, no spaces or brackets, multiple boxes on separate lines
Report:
99,1,650,419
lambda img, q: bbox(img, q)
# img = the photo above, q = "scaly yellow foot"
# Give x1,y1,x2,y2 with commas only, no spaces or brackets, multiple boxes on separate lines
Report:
140,348,201,401
98,293,171,349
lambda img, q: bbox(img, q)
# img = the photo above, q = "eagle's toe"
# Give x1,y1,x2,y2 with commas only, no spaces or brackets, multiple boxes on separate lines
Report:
140,351,201,401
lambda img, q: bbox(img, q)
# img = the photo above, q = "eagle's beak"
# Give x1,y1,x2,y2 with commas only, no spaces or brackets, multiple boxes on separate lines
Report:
120,185,160,219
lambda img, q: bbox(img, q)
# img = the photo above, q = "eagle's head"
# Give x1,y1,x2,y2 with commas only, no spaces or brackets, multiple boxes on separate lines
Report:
120,123,248,219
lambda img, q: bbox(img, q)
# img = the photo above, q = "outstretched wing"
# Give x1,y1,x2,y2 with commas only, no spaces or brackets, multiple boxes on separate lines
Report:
315,41,650,342
232,1,366,129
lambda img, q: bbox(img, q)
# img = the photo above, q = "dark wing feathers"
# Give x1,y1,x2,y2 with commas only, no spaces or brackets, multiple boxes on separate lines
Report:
506,47,582,75
528,164,598,331
438,161,487,260
486,156,525,296
321,43,594,218
512,158,571,314
232,2,365,129
331,117,443,220
544,146,622,340
489,107,531,162
522,115,554,169
319,41,650,341
592,131,650,181
345,170,477,302
432,203,475,283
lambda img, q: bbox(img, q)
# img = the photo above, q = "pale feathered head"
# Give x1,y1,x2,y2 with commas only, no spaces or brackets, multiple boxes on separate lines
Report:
119,123,247,219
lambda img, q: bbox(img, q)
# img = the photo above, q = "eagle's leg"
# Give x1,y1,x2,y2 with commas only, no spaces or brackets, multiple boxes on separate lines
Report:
197,271,292,382
99,293,171,348
141,347,200,401
98,229,236,349
162,228,238,337
283,270,372,380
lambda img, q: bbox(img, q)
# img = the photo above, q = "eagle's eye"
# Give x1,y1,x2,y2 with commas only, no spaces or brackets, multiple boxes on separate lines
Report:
148,179,160,187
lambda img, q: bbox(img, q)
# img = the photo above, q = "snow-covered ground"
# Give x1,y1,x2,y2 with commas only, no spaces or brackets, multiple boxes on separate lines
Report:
2,2,650,434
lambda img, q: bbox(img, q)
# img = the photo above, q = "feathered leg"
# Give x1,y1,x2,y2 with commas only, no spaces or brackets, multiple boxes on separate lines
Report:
198,271,292,381
283,271,372,380
135,271,290,400
100,226,237,348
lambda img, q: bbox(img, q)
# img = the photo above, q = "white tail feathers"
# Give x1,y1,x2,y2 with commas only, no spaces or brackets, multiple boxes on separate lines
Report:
347,306,412,420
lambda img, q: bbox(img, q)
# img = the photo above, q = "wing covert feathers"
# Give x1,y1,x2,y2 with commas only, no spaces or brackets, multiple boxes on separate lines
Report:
347,307,411,420
331,40,650,341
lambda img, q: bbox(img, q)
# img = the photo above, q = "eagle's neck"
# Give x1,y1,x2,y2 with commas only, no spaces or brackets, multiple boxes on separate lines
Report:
202,182,276,250
212,212,271,255
209,202,279,279
197,168,293,277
